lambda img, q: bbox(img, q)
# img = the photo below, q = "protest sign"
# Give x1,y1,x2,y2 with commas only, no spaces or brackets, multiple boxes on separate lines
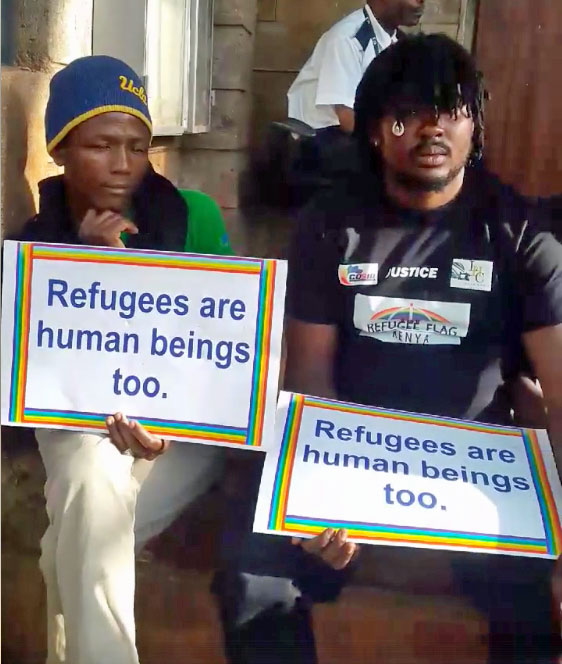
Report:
1,241,286,450
254,392,562,558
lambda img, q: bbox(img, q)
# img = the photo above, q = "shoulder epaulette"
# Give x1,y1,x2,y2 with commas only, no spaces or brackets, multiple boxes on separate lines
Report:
355,8,381,55
355,19,374,52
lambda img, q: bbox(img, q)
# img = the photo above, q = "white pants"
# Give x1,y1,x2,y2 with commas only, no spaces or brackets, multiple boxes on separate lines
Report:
36,429,224,664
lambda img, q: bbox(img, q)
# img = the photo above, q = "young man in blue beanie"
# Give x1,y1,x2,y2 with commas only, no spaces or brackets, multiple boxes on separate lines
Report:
17,55,232,664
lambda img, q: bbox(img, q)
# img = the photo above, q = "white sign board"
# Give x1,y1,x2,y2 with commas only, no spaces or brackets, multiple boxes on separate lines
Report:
1,241,286,450
254,392,562,558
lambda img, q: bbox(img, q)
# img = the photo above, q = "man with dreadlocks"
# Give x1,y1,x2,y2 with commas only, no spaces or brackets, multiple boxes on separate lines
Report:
213,33,562,664
283,32,562,663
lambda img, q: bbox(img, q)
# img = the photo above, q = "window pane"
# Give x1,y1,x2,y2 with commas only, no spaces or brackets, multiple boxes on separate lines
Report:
2,0,17,65
186,0,214,133
146,0,187,132
93,0,146,77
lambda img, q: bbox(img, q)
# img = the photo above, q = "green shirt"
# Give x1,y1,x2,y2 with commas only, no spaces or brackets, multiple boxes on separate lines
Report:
178,189,233,256
122,189,233,255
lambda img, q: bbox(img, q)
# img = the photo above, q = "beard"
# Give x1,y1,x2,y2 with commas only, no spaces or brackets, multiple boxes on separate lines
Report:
390,162,466,193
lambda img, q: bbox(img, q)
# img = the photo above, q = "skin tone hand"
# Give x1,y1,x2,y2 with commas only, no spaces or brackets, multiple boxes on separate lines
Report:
105,412,170,460
292,528,358,570
78,209,138,248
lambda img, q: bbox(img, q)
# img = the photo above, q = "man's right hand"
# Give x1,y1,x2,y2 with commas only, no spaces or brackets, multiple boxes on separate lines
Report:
292,528,358,570
78,209,138,248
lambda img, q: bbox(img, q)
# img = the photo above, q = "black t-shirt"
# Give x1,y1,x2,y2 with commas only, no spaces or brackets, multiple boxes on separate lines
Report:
286,168,562,424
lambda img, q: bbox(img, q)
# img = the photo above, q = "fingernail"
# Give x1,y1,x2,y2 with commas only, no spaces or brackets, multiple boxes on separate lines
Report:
339,529,348,540
106,417,114,426
115,413,122,422
129,420,135,429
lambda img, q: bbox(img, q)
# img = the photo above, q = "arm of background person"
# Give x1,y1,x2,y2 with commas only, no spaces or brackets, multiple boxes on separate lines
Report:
334,105,355,134
523,324,562,476
315,36,362,130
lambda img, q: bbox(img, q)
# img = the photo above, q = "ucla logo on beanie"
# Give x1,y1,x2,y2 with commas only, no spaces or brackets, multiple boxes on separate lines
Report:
45,55,153,154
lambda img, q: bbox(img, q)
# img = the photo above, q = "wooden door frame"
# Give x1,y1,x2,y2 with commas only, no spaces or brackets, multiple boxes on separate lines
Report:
459,0,480,51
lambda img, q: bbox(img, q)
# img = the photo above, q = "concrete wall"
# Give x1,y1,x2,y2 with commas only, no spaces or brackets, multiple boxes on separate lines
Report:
180,0,258,251
1,0,95,237
1,0,258,254
252,0,478,147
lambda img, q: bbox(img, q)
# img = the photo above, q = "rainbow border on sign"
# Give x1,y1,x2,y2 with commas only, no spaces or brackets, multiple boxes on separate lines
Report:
522,429,562,555
7,243,277,447
267,394,562,555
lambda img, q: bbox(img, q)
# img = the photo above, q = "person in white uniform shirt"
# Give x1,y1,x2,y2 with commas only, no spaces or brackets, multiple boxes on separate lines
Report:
288,0,425,137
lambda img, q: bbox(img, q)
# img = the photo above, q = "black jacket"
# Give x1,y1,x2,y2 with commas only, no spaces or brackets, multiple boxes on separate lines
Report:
17,166,188,252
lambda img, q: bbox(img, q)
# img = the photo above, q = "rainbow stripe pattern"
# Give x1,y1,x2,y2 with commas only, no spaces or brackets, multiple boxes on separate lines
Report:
370,305,450,324
7,242,277,447
267,394,562,556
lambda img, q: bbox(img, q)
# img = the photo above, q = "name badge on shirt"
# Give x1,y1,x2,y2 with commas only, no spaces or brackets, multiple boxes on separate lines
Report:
450,259,494,292
338,263,379,286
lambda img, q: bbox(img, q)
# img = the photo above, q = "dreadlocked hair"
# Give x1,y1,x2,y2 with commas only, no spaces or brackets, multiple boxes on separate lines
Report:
354,33,488,170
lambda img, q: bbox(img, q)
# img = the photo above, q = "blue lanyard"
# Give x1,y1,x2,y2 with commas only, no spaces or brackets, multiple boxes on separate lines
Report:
363,7,383,56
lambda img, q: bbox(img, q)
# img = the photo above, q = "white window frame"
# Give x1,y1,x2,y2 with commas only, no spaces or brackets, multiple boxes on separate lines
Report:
92,0,214,136
183,0,215,134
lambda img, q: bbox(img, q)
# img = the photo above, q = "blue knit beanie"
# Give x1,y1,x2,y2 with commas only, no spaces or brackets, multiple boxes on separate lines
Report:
45,55,153,154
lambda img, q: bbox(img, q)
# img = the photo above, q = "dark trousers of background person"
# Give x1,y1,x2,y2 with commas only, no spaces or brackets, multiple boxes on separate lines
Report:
212,455,561,664
291,125,361,193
